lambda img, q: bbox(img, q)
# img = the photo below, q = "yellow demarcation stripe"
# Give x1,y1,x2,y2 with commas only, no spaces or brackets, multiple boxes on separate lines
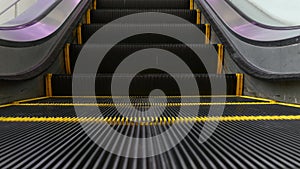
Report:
196,9,201,24
0,104,13,108
236,73,244,96
217,44,224,74
190,0,194,10
64,43,71,75
45,74,53,97
240,95,274,102
15,102,274,107
93,0,96,10
51,95,239,99
86,9,91,24
1,115,300,124
14,96,50,104
276,102,300,109
205,24,211,44
77,24,82,44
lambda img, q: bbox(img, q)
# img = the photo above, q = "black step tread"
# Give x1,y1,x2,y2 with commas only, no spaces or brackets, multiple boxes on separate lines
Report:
0,120,299,168
23,97,267,104
69,44,218,74
81,24,207,44
50,74,238,96
90,9,197,23
97,0,190,9
1,104,298,118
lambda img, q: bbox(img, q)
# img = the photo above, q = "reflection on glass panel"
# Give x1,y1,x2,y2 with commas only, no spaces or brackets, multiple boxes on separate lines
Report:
0,0,37,24
228,0,300,27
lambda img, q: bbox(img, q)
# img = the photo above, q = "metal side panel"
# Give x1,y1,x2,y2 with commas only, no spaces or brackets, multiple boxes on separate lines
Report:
196,0,300,79
0,0,91,80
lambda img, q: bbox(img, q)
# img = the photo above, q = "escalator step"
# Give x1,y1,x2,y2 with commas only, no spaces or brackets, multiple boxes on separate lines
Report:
90,9,197,24
96,0,190,9
68,44,218,74
49,74,238,96
81,24,207,44
1,120,300,168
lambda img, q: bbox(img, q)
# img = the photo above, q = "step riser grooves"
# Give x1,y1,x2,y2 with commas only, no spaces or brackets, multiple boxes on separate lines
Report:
47,74,239,96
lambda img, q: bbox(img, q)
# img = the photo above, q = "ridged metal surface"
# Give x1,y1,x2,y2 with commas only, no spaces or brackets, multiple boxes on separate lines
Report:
90,9,197,23
24,97,266,103
1,120,300,168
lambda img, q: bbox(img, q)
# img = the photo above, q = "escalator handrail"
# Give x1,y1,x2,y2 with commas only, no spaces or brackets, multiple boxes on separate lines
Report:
198,0,300,45
196,0,300,80
224,0,300,30
0,0,61,30
0,0,22,16
0,0,83,43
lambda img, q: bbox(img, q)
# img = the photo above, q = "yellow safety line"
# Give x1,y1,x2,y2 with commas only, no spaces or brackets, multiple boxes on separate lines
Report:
196,9,201,24
205,24,211,44
0,104,13,108
1,115,300,124
240,95,274,102
93,0,96,10
241,95,300,108
15,102,274,107
14,96,50,104
45,74,53,97
77,24,82,44
64,43,71,75
276,102,300,108
190,0,194,10
217,44,224,74
236,73,244,96
86,9,91,24
50,95,239,99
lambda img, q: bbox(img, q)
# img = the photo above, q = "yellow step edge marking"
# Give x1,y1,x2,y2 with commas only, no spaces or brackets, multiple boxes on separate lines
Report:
236,73,244,96
217,44,224,74
93,0,96,10
196,9,201,24
0,104,13,108
205,24,211,44
276,102,300,109
45,74,53,97
240,95,274,102
190,0,194,10
15,102,274,107
14,96,50,104
240,95,300,108
86,9,91,24
64,43,71,75
77,24,82,44
1,115,300,123
50,95,238,99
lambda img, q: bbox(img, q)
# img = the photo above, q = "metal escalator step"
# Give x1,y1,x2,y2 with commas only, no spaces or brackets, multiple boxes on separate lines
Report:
1,120,300,168
2,103,300,118
90,9,197,24
81,24,207,44
21,96,269,104
97,0,190,9
49,74,238,96
69,44,218,74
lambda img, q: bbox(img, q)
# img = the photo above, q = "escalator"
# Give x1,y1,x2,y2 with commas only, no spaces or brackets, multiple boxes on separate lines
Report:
1,0,300,168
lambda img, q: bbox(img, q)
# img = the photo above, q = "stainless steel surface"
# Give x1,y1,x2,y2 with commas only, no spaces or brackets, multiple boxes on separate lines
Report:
0,0,81,42
198,0,300,77
0,0,60,28
0,0,21,16
204,0,300,42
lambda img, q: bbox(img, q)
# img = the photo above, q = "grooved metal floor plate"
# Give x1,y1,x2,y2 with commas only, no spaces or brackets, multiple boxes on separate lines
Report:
1,96,300,168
